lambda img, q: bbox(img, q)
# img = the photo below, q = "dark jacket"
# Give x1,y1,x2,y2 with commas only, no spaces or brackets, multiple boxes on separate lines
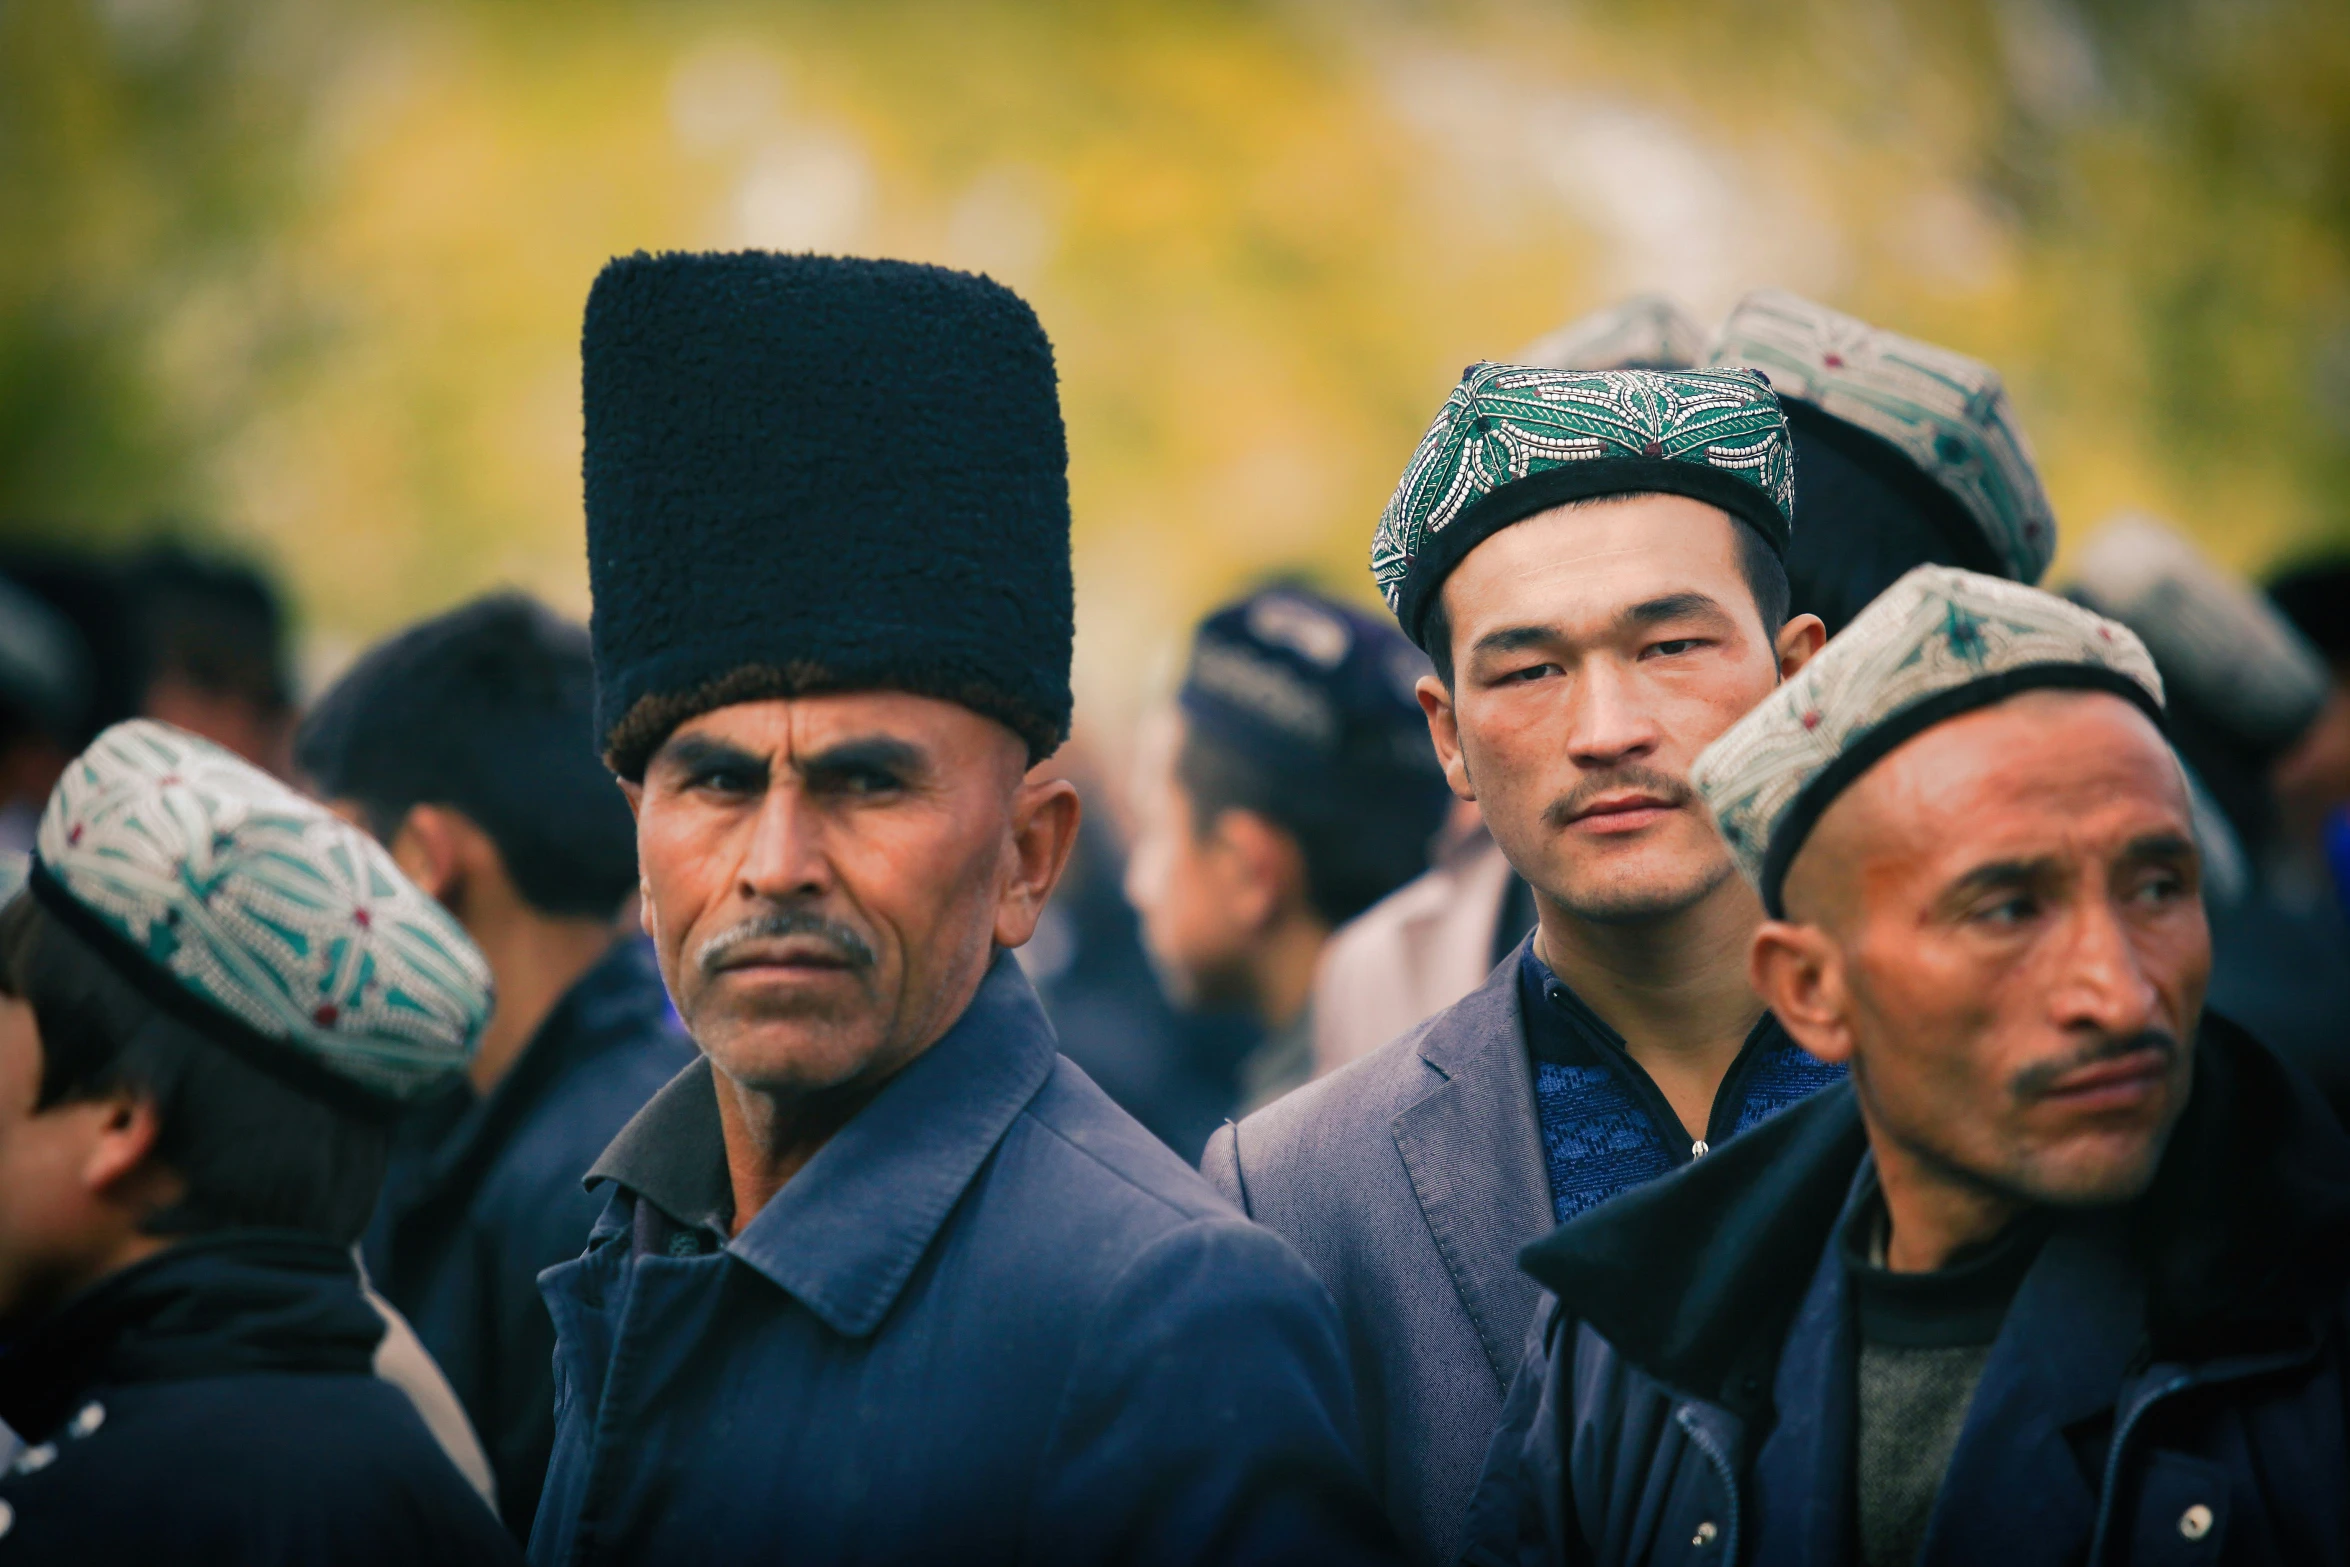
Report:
1201,941,1839,1566
362,935,691,1535
529,952,1396,1567
0,1231,518,1564
1463,1013,2350,1567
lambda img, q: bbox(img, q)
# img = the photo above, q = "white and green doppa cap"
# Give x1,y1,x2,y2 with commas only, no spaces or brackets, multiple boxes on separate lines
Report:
1708,290,2055,584
1371,364,1795,650
28,720,490,1115
1691,567,2163,915
2071,514,2330,755
1520,295,1709,373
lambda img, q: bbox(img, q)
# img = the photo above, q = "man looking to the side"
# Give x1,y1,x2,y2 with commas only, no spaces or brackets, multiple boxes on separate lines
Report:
1467,565,2350,1565
295,593,692,1536
1203,364,1832,1563
1125,584,1451,1114
0,721,517,1563
527,252,1391,1566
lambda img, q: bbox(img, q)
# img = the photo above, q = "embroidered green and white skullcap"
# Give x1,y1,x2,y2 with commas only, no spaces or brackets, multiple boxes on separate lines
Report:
1708,290,2055,584
1519,295,1708,373
1692,566,2163,915
28,720,490,1116
2070,514,2329,754
1371,364,1795,650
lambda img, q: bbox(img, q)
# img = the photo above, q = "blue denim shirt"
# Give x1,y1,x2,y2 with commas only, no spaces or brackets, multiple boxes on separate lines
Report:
529,952,1395,1567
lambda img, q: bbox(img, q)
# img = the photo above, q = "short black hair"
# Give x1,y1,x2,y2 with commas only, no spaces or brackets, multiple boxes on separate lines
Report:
1176,723,1444,927
2268,557,2350,664
1422,497,1789,688
125,542,294,716
0,894,389,1244
296,594,637,919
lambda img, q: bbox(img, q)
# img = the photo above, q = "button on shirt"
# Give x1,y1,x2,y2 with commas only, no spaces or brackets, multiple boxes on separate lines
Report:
1518,946,1845,1223
529,952,1396,1567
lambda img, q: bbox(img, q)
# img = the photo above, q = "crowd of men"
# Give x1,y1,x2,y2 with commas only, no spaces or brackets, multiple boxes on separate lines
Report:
0,252,2343,1566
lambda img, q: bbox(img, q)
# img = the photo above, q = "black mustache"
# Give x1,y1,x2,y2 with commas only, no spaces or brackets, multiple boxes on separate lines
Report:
695,910,877,976
2009,1030,2181,1102
1542,765,1696,831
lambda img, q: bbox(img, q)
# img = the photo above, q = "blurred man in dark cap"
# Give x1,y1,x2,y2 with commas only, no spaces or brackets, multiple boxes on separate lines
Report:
1125,584,1451,1113
296,592,693,1539
0,721,516,1562
1471,567,2350,1567
528,252,1391,1566
2072,516,2350,1116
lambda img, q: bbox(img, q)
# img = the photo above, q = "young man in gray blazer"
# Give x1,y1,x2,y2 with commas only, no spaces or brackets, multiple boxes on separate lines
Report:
1202,295,2061,1565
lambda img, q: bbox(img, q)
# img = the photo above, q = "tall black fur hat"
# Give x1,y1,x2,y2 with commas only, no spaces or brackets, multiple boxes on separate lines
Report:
583,252,1074,777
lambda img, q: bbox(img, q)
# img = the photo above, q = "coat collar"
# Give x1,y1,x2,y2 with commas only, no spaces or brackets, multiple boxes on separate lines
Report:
1390,933,1556,1387
1518,1011,2350,1409
589,950,1059,1338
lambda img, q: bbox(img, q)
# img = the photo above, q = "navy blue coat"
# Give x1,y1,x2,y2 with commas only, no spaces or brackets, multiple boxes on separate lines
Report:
530,953,1396,1567
0,1231,518,1564
1463,1014,2350,1567
363,936,692,1534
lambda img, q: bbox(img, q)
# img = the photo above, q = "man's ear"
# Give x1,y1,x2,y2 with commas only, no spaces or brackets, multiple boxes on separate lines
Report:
1776,613,1828,681
1417,675,1474,802
79,1088,176,1215
993,775,1083,950
386,804,468,905
1749,918,1855,1067
1203,808,1306,933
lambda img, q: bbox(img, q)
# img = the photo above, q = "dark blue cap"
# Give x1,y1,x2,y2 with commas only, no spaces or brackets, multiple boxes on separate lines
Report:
1178,586,1443,793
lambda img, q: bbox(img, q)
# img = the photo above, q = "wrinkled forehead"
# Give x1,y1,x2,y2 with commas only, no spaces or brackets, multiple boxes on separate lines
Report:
1793,688,2191,909
650,691,1029,781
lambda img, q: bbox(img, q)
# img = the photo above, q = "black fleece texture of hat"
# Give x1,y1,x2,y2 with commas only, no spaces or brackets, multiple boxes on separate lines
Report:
583,252,1074,777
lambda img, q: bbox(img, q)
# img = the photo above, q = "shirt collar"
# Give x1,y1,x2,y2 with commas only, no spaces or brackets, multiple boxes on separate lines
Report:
588,949,1060,1337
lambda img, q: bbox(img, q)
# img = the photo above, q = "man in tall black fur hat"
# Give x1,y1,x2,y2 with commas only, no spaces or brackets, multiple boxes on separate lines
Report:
529,252,1392,1566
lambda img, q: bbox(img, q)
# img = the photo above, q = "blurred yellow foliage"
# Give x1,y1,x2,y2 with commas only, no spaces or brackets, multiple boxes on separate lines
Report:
3,0,2347,731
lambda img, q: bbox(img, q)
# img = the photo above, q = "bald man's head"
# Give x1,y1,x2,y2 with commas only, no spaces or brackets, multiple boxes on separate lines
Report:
1751,688,2208,1211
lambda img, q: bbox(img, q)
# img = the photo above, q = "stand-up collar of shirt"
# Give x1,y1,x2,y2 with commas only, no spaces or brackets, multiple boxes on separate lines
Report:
585,949,1060,1338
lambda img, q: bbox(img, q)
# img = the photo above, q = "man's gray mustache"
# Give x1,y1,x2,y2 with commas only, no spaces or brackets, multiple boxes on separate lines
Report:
695,910,877,976
2010,1030,2181,1102
1542,765,1696,831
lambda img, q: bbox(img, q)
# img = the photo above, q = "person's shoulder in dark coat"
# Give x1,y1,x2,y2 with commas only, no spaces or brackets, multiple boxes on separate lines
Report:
0,1371,519,1564
366,935,691,1534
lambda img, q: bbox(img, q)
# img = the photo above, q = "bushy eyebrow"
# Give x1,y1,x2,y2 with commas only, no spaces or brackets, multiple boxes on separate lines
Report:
1466,592,1735,664
797,736,928,787
1938,831,2199,911
654,734,768,786
2117,831,2197,866
1618,591,1730,631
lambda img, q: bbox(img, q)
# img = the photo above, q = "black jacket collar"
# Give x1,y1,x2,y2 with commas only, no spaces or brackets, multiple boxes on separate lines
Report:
1518,1013,2350,1410
0,1231,381,1442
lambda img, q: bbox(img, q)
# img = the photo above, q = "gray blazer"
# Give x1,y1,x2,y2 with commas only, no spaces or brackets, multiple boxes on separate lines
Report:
1200,944,1551,1566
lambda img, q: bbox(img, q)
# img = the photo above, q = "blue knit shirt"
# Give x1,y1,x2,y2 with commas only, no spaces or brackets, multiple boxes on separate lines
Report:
1520,946,1845,1224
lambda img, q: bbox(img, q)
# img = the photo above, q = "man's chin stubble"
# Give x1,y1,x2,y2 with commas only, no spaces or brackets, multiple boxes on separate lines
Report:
1546,858,1735,927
